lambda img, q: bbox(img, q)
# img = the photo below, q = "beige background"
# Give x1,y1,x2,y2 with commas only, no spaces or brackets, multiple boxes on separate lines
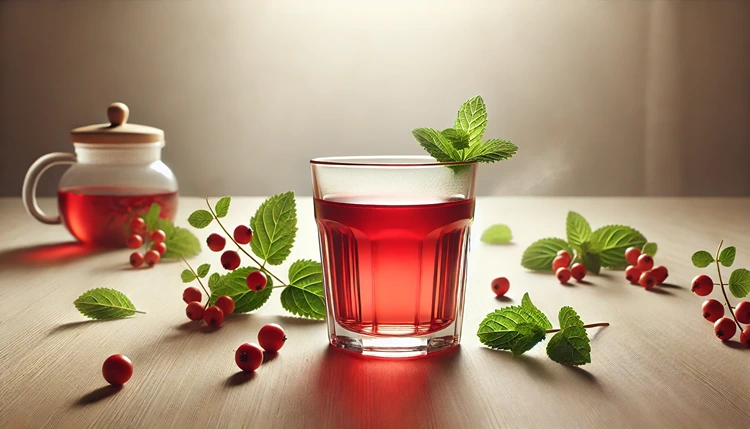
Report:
1,0,749,197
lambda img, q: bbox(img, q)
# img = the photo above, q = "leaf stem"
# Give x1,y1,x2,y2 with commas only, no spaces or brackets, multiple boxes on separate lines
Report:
714,240,742,331
545,322,609,334
182,256,211,309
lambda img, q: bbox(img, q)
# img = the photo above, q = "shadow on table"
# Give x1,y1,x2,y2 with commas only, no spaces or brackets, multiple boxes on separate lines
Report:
76,385,122,406
48,319,125,336
0,241,109,271
723,340,749,351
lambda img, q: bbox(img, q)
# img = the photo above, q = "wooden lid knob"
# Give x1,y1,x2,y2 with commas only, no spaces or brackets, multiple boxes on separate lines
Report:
107,102,129,126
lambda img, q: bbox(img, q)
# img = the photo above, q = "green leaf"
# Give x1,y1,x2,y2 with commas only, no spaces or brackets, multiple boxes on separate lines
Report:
160,224,201,258
454,95,488,145
719,246,736,267
249,191,298,266
691,251,714,268
188,210,213,229
412,127,459,162
521,238,572,272
566,212,591,248
210,267,273,313
477,305,547,355
728,268,750,298
197,264,210,278
181,269,196,283
441,128,470,151
141,203,161,231
208,273,220,291
578,246,601,275
480,224,512,244
214,197,231,218
590,225,647,269
641,242,658,257
546,326,591,366
281,259,326,320
521,293,553,329
74,288,143,320
558,306,584,330
463,139,518,163
510,323,546,356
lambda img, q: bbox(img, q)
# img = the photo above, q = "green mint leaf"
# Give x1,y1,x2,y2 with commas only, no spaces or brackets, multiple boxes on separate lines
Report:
207,272,220,291
477,305,547,354
691,251,714,268
521,238,572,272
188,210,213,229
463,139,518,163
719,246,736,267
546,326,591,366
441,128,470,151
281,259,326,320
728,268,750,298
454,95,487,145
412,127,459,162
210,267,272,313
481,224,512,244
566,211,591,248
141,203,161,232
558,306,584,330
249,191,298,265
214,197,231,218
160,224,201,258
197,264,210,278
181,269,196,283
578,241,601,275
74,288,143,320
590,225,647,269
642,242,658,257
521,293,553,329
510,323,546,356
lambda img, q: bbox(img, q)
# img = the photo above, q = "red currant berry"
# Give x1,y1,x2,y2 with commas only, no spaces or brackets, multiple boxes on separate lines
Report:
552,256,568,271
735,301,750,324
150,229,166,244
258,323,287,353
129,217,147,235
691,274,713,296
206,233,226,252
556,267,571,284
235,343,263,372
186,301,204,321
740,327,750,347
246,270,268,292
491,277,510,296
651,266,669,285
221,250,241,270
636,254,654,271
215,295,235,315
625,266,642,284
102,354,133,385
152,242,167,256
233,225,254,245
126,234,143,249
639,271,656,289
570,263,587,282
144,250,161,267
713,317,737,341
203,306,224,326
625,247,641,266
701,299,724,323
556,250,572,266
129,252,144,268
183,286,202,304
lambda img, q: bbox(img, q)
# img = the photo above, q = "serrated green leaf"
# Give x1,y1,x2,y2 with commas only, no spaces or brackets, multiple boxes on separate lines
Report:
208,273,220,291
210,267,272,313
74,288,143,320
477,305,547,353
197,264,210,278
510,323,546,356
590,225,647,269
521,238,572,272
141,203,161,231
441,128,470,151
188,210,213,229
642,242,658,257
161,225,201,259
454,95,487,145
728,268,750,298
578,242,601,275
249,191,298,265
719,246,736,267
412,127,459,162
521,293,553,329
281,259,326,320
691,251,714,268
463,139,518,163
546,326,591,366
558,306,584,330
566,212,591,248
215,197,231,218
181,269,196,283
481,224,512,244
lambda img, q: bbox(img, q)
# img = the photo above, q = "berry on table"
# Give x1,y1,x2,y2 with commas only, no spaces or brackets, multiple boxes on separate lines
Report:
258,323,287,353
625,266,642,285
216,295,235,315
186,301,205,321
570,263,587,282
235,343,263,372
740,327,750,347
233,225,254,245
735,301,750,324
625,247,641,266
636,254,654,272
713,317,737,341
701,299,725,323
183,286,202,304
552,256,568,271
246,270,268,292
102,354,133,385
651,266,669,285
491,277,510,296
129,217,147,235
150,229,166,244
144,250,161,267
204,306,224,326
221,250,241,270
153,242,167,256
207,233,226,252
639,271,656,289
129,252,144,268
691,274,713,296
126,234,143,249
556,267,571,284
557,250,572,266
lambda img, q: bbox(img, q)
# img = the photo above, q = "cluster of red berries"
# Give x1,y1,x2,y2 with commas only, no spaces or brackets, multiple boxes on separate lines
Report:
691,274,750,346
127,217,167,268
624,247,669,290
234,324,287,372
552,250,587,284
206,226,268,291
183,286,235,327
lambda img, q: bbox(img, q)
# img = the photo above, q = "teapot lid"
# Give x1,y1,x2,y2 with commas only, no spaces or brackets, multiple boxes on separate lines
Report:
70,102,164,144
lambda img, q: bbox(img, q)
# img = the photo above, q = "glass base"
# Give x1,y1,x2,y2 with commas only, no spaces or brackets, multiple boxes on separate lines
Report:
328,320,461,358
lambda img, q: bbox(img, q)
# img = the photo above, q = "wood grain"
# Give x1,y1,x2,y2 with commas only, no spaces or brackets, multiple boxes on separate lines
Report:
1,197,749,429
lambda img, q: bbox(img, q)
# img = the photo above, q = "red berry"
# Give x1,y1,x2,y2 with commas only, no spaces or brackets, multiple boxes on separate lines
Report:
129,252,144,268
636,254,654,271
556,250,572,266
491,277,510,296
206,233,226,252
203,306,224,326
258,323,287,352
127,234,143,249
235,343,263,372
144,250,161,267
552,256,568,271
735,301,750,324
150,229,166,244
152,242,167,256
129,217,147,235
651,266,669,285
713,317,737,341
102,354,133,385
570,263,587,281
221,250,241,270
246,270,268,291
740,327,750,347
702,299,724,323
639,271,656,289
216,295,235,315
186,301,204,321
625,247,641,266
233,225,254,245
625,266,642,284
556,267,571,284
691,274,713,296
183,286,202,304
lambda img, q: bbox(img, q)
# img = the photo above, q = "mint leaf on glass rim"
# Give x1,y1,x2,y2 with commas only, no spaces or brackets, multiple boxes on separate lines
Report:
481,224,512,244
521,238,572,272
412,128,459,162
281,259,326,320
249,191,298,266
454,95,488,145
691,251,714,268
463,139,518,163
441,128,470,151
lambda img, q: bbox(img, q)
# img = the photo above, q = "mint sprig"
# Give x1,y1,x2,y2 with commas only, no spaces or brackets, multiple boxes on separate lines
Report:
74,288,145,320
481,224,512,244
138,203,201,259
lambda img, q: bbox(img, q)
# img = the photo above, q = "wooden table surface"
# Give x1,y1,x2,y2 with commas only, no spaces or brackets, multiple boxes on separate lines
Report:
1,197,749,429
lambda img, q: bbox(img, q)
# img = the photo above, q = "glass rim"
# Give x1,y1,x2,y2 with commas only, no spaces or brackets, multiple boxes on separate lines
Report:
310,155,476,167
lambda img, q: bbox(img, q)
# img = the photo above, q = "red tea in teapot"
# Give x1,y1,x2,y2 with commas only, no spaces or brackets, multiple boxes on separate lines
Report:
58,186,178,247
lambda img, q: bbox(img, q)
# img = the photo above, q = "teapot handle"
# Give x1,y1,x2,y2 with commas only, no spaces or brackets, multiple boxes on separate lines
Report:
22,152,77,224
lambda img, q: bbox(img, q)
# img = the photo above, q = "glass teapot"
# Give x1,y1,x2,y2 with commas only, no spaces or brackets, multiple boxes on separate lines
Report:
22,102,178,247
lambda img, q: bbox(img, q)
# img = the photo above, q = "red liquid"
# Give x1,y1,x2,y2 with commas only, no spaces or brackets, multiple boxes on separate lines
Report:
315,197,474,336
58,186,178,247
